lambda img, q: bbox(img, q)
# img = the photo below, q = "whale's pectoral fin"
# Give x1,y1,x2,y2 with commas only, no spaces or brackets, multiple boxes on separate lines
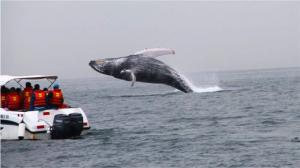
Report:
120,69,136,87
130,72,136,87
133,48,175,58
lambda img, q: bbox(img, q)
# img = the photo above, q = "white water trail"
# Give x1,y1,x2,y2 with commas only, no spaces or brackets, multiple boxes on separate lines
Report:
179,73,223,93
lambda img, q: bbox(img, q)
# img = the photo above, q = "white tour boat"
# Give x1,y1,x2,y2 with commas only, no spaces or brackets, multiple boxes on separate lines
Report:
0,75,90,140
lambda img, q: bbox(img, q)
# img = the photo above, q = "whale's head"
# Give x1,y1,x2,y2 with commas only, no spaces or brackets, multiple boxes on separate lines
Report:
89,57,129,76
89,58,116,75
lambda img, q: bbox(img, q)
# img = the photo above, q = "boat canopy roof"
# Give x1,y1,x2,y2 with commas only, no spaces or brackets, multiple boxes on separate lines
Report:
0,75,58,86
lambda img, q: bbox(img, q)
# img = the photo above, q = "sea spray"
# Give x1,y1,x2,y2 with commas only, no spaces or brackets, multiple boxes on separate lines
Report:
179,72,223,93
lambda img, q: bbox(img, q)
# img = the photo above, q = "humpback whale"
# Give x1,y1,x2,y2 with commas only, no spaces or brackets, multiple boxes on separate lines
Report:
89,48,193,93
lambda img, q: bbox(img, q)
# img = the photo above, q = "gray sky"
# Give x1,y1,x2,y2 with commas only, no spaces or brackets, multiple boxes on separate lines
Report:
1,1,300,79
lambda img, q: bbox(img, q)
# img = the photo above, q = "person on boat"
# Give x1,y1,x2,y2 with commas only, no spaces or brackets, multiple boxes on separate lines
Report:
48,84,64,109
22,82,33,111
7,87,21,111
30,84,47,111
16,88,23,108
43,87,50,108
43,88,49,95
22,82,33,97
16,88,22,97
1,86,9,108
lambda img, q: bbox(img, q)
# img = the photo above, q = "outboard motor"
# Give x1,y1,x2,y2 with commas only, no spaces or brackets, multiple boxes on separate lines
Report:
51,114,71,139
69,113,83,137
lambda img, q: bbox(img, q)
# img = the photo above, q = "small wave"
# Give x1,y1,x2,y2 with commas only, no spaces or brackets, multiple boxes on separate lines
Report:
100,90,179,98
118,90,179,97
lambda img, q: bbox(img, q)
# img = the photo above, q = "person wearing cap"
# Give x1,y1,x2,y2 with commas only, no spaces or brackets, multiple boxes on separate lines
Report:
30,84,47,111
48,84,64,109
22,82,33,111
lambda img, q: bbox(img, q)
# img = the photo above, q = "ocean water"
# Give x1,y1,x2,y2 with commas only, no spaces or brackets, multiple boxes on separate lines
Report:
1,68,300,168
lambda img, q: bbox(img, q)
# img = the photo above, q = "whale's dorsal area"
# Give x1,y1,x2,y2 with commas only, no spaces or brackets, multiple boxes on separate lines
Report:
134,48,175,58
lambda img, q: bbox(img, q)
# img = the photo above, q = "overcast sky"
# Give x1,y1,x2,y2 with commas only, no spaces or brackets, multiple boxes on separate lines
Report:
1,1,300,79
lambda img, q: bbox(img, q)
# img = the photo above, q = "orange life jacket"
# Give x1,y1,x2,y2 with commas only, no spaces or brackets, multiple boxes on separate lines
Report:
49,89,63,106
7,92,21,110
33,90,46,107
1,93,8,108
22,87,33,110
23,87,33,98
23,96,31,110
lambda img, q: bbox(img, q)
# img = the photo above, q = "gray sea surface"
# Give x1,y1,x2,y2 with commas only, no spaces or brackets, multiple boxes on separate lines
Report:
1,68,300,168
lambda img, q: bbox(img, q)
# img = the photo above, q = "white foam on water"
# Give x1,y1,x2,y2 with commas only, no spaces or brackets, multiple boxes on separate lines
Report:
191,85,223,93
179,73,223,93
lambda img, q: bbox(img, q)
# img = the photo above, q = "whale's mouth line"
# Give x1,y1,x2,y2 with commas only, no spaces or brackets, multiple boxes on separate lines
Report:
89,60,104,73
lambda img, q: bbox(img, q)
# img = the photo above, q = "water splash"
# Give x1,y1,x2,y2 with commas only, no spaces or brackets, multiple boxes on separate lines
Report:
190,85,223,93
179,73,223,93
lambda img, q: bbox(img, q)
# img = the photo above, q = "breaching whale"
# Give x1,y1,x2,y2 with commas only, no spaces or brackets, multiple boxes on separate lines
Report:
89,48,193,93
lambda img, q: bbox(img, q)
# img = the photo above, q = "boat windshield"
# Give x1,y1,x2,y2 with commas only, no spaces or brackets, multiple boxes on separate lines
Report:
0,75,57,89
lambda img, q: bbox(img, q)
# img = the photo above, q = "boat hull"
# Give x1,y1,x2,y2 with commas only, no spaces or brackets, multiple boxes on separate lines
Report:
0,108,90,140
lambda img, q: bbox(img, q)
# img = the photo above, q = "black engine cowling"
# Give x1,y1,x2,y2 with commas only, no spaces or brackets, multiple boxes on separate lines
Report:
69,113,83,137
51,113,83,139
51,114,71,139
